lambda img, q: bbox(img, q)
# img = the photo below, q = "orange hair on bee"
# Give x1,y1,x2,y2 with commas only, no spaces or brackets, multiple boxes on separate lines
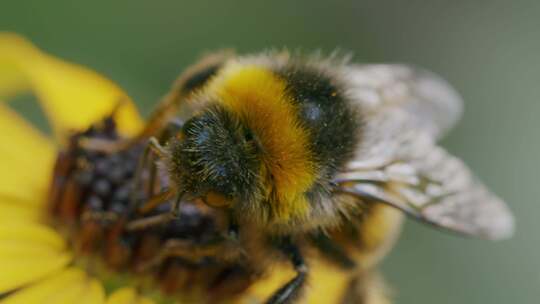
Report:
206,63,317,222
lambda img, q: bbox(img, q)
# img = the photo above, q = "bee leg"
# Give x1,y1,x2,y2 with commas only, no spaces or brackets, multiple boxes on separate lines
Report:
142,120,184,202
133,142,153,205
130,119,185,215
157,118,184,143
266,240,308,304
147,119,183,199
146,137,169,158
137,238,230,272
126,192,184,231
137,189,175,214
135,51,233,141
125,212,173,232
132,90,183,141
142,137,169,198
130,136,170,207
311,233,356,269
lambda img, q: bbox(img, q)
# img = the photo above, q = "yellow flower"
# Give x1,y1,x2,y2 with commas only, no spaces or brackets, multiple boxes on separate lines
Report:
0,33,387,304
0,32,155,304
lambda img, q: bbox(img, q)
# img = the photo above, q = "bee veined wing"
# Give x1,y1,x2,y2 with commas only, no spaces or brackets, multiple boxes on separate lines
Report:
344,64,463,140
335,103,514,240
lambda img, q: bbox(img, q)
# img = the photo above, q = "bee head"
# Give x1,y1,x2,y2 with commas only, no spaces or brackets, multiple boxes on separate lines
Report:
168,104,262,208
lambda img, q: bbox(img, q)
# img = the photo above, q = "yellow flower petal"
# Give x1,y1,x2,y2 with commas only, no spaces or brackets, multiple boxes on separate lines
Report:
0,222,71,293
35,276,87,304
0,105,55,206
0,268,83,304
0,253,72,294
0,32,143,139
0,55,28,98
0,200,40,222
43,276,105,304
0,268,104,304
106,288,156,304
78,279,107,304
0,221,65,248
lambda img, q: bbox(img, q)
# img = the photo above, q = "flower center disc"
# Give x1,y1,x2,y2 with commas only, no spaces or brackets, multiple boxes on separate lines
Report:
48,116,252,302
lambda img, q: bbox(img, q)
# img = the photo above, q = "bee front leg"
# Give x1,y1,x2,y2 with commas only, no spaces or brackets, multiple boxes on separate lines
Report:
266,239,308,304
130,136,171,208
125,190,183,232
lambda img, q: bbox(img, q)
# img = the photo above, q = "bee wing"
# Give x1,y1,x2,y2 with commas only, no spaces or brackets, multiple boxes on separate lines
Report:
343,64,463,140
335,69,514,239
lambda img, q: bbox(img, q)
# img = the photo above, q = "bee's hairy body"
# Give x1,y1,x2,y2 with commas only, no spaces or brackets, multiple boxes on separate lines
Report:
156,53,402,302
168,53,364,233
126,50,514,304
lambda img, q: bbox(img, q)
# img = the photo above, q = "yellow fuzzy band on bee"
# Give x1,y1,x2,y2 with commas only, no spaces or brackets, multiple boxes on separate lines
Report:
206,63,316,221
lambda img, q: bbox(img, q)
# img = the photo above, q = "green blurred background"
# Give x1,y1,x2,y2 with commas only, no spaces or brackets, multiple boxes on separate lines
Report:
2,1,538,303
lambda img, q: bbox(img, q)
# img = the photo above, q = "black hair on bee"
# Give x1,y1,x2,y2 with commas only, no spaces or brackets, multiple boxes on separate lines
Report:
167,104,263,205
277,63,360,200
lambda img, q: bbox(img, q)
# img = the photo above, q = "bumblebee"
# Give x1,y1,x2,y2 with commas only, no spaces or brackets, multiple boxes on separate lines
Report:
103,50,515,303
